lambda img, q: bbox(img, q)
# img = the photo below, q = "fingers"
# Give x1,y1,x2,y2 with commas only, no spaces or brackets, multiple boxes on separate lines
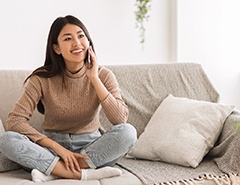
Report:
63,155,81,172
63,157,70,171
88,46,97,66
71,156,81,172
62,153,88,172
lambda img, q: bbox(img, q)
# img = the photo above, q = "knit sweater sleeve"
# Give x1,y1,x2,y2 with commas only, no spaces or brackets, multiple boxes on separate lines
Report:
6,76,47,142
99,67,129,124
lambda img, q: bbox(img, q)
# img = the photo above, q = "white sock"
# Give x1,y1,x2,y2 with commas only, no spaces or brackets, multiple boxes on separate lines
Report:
81,167,122,180
31,169,58,183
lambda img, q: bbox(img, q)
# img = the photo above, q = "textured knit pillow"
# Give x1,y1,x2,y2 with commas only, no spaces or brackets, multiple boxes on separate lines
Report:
128,94,234,168
0,119,21,172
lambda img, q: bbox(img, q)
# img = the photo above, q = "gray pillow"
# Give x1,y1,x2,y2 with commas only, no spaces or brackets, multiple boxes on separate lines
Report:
0,119,21,172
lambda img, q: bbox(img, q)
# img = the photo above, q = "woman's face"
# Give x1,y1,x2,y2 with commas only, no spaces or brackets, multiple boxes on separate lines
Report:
53,23,89,69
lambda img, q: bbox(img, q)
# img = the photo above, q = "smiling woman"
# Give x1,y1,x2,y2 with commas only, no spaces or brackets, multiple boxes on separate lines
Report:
53,24,90,73
0,15,137,183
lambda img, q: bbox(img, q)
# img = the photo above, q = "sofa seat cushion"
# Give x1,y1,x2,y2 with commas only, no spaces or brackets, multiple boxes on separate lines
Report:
0,166,142,185
128,94,234,167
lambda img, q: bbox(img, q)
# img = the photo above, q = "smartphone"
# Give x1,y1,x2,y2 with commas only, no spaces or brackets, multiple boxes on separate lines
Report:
85,47,92,69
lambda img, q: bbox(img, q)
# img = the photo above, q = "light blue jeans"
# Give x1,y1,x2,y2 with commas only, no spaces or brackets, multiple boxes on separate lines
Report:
0,123,137,175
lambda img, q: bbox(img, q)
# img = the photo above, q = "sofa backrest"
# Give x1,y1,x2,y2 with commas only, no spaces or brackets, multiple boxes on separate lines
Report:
102,63,219,136
0,63,219,137
0,70,44,132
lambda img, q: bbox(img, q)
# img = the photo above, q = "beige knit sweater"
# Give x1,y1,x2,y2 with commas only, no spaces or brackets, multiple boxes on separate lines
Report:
6,66,129,142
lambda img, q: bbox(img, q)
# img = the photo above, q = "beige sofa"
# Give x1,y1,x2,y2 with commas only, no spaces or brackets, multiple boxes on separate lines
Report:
0,63,240,185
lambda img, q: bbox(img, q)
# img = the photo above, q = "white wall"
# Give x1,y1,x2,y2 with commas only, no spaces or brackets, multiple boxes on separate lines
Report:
0,0,169,70
176,0,240,109
0,0,239,109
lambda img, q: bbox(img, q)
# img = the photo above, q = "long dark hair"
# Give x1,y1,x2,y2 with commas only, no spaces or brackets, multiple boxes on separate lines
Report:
25,15,95,114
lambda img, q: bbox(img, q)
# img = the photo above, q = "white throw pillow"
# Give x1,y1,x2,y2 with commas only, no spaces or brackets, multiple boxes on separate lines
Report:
0,119,21,172
128,94,234,168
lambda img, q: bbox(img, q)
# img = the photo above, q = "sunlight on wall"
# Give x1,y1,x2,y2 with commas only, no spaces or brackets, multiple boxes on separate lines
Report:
176,0,240,109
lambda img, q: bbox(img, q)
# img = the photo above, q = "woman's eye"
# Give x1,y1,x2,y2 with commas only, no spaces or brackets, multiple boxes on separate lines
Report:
79,34,85,38
64,37,71,41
